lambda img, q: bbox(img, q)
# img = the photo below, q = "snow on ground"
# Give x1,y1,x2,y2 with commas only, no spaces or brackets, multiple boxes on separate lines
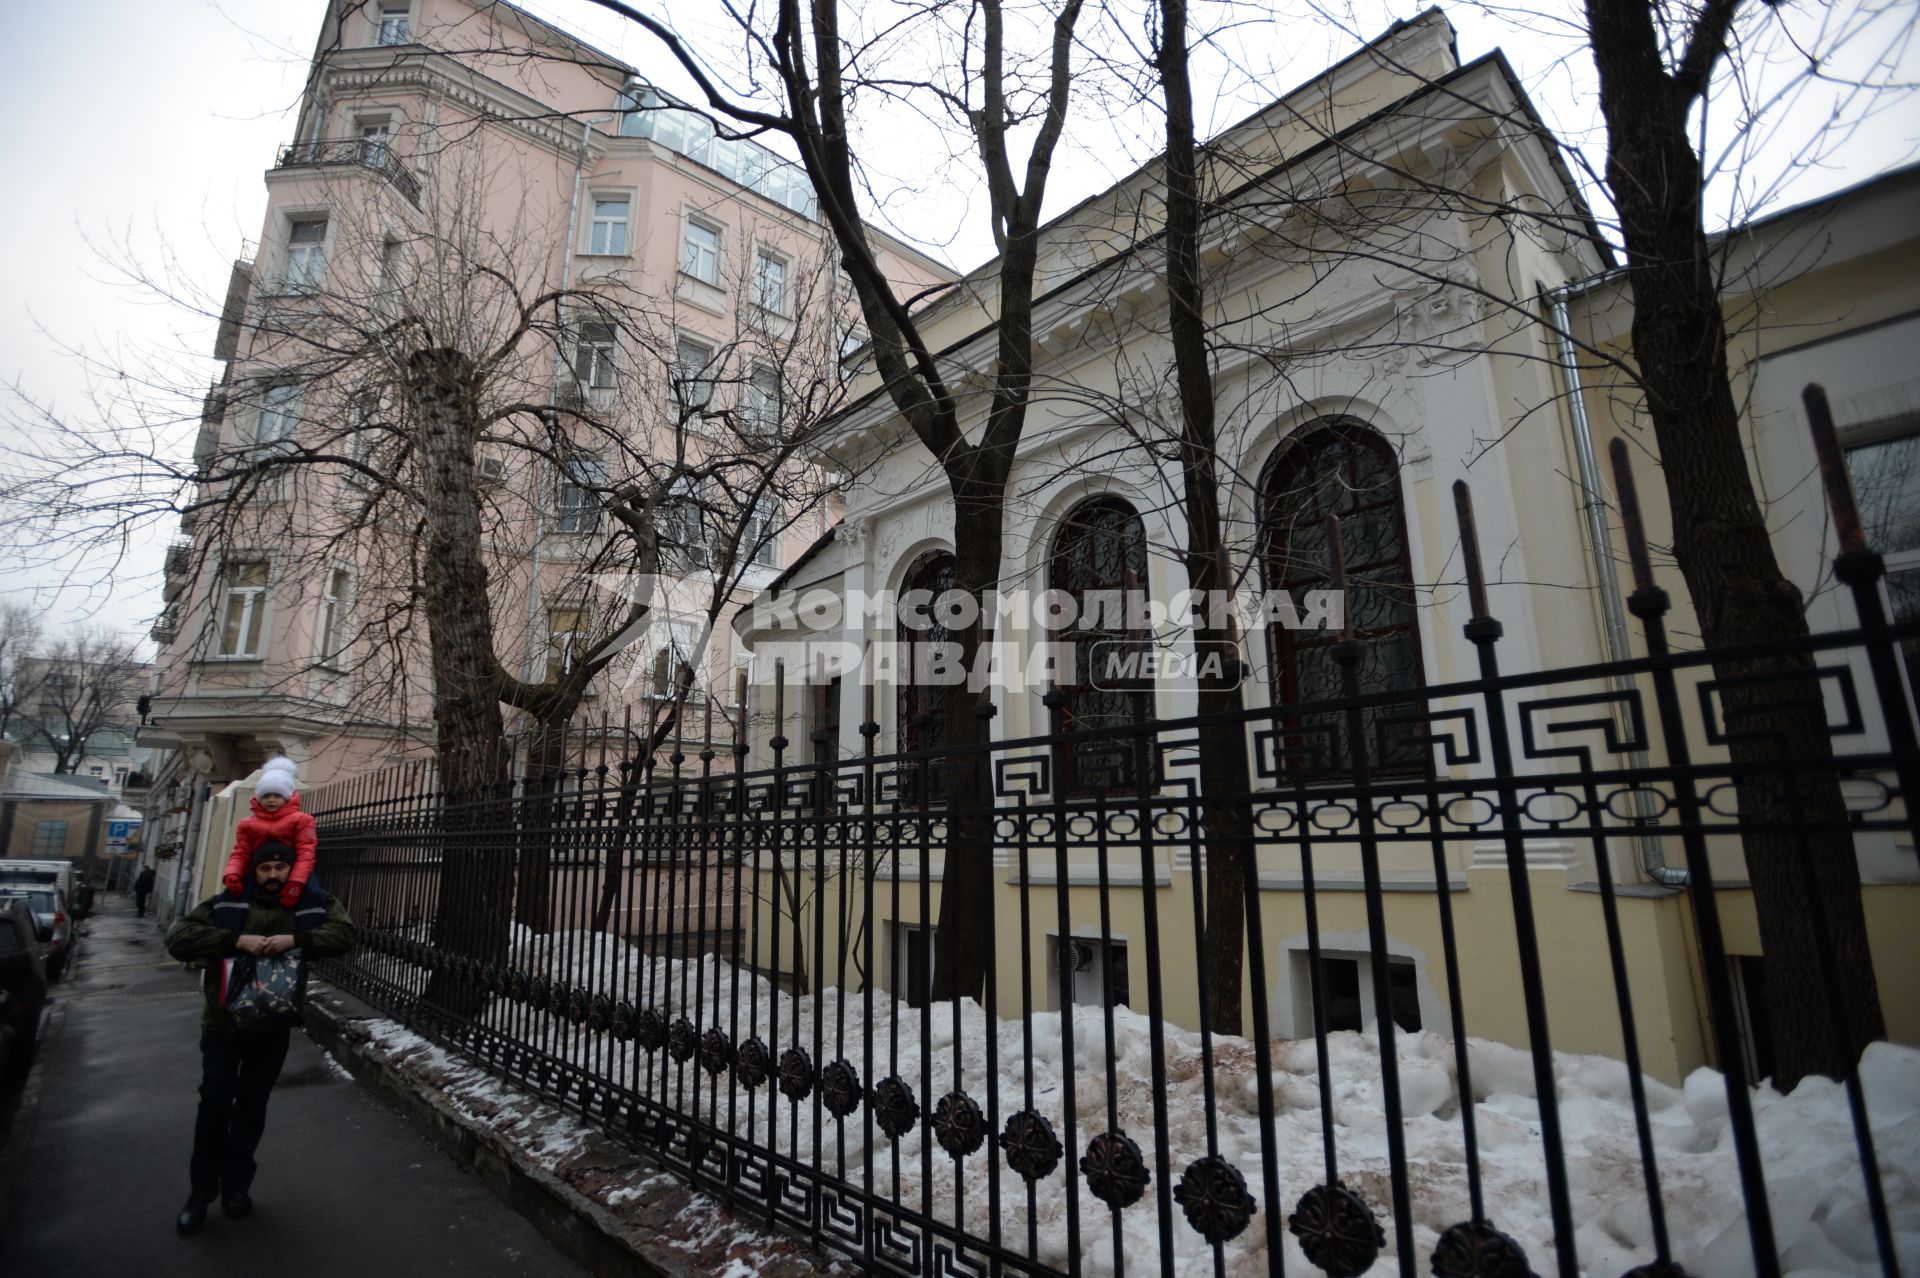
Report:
363,928,1920,1276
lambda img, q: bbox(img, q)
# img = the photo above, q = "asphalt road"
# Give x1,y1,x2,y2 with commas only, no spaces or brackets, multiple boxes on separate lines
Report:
0,893,588,1277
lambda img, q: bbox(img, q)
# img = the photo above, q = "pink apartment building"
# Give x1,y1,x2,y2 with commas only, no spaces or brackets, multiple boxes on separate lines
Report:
136,0,954,882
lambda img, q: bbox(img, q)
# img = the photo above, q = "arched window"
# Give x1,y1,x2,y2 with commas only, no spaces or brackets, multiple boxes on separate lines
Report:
1261,420,1424,772
1049,497,1153,795
896,550,956,757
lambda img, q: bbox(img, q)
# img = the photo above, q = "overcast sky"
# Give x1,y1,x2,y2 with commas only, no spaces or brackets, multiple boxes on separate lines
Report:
1,0,1913,653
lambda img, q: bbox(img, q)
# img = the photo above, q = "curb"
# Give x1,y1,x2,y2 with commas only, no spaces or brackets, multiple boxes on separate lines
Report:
302,988,834,1278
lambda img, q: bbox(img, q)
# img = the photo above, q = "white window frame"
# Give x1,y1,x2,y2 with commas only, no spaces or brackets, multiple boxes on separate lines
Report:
746,365,781,433
216,560,271,659
555,457,603,535
672,335,715,413
745,496,781,569
358,116,393,167
376,4,410,46
587,194,631,256
662,476,709,570
573,322,618,390
315,566,354,669
546,604,592,683
256,384,300,461
648,620,704,699
752,247,789,315
681,217,722,286
282,216,329,292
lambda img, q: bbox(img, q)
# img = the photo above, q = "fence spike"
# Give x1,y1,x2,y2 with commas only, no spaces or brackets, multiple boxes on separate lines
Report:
1607,438,1657,595
1803,384,1868,556
1451,479,1491,622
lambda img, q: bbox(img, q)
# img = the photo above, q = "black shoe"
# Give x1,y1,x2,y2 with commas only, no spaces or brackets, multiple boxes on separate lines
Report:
176,1195,211,1236
221,1192,252,1218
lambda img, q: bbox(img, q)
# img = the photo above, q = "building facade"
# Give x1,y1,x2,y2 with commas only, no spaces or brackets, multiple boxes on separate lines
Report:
731,11,1920,1081
137,0,954,912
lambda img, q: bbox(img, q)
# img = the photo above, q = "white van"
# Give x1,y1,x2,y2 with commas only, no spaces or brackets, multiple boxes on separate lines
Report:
0,860,77,903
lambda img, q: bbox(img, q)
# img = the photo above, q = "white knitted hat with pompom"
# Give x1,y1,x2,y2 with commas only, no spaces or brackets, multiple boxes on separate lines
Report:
255,756,299,800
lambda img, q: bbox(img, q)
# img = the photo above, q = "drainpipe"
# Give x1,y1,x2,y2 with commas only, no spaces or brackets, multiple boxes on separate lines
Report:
519,114,615,718
1544,273,1689,887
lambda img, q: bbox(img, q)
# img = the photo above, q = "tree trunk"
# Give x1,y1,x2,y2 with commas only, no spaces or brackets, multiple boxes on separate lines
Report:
927,488,1005,1004
1586,0,1885,1087
1156,0,1253,1038
405,347,512,1016
514,719,566,934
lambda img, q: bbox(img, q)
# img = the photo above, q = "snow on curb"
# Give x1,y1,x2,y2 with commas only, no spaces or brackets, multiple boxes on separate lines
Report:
341,927,1920,1276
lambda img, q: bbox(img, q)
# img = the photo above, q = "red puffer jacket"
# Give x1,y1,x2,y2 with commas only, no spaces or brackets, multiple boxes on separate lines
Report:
223,793,319,906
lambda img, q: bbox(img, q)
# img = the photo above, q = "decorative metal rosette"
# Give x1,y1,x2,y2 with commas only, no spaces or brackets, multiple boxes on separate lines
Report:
699,1028,733,1077
587,994,612,1033
820,1060,862,1119
871,1076,919,1140
482,963,502,994
568,985,590,1024
1080,1131,1150,1210
777,1047,815,1102
550,980,572,1018
1431,1220,1537,1278
610,1000,634,1040
635,1008,668,1052
1173,1155,1258,1243
667,1016,697,1063
931,1091,986,1160
1288,1183,1385,1278
527,975,551,1011
1001,1109,1062,1183
734,1036,772,1088
507,969,529,1000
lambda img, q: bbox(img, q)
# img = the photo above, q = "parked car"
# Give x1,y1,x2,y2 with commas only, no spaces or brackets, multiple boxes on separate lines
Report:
0,887,73,980
0,860,77,907
0,895,49,1085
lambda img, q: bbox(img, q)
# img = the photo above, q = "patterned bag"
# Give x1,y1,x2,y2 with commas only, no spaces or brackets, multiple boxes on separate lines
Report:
220,950,306,1029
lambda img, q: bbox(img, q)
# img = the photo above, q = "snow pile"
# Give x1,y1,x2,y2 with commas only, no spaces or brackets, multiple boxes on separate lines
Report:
405,929,1920,1276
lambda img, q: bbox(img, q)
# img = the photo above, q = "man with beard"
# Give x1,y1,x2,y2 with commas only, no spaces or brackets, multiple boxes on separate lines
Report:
165,839,355,1235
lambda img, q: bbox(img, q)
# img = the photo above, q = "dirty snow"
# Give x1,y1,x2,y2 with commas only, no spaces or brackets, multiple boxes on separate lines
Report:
352,928,1920,1276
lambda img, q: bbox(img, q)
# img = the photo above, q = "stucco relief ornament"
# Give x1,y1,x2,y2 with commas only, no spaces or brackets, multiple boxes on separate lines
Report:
871,1076,919,1139
733,1036,772,1088
778,1046,816,1102
1173,1154,1258,1243
931,1091,986,1159
1080,1131,1150,1210
667,1016,697,1062
699,1028,733,1076
1430,1220,1538,1278
1001,1109,1063,1182
820,1060,862,1119
635,1007,668,1052
838,517,870,552
1288,1183,1386,1278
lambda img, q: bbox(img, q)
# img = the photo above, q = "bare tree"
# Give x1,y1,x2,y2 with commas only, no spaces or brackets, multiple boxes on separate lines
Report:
595,0,1090,1003
18,628,146,775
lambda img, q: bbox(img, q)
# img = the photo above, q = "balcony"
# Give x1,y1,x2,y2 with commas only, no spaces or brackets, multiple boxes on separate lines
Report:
277,138,422,208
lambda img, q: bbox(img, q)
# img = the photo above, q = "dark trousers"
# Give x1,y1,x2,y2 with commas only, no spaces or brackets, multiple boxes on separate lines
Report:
134,890,151,916
189,1026,291,1199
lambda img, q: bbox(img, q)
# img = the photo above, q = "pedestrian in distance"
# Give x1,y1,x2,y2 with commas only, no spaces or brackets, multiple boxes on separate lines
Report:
164,839,355,1235
224,756,320,907
133,865,156,917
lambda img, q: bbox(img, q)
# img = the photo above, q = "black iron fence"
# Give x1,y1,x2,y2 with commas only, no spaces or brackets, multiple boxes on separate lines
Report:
308,408,1917,1277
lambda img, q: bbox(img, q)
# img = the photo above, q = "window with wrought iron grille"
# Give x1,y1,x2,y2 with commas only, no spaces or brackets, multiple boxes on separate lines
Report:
1049,497,1154,795
1261,418,1425,775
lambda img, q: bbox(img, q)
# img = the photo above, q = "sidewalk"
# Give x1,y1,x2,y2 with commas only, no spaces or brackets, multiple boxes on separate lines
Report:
0,894,588,1277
